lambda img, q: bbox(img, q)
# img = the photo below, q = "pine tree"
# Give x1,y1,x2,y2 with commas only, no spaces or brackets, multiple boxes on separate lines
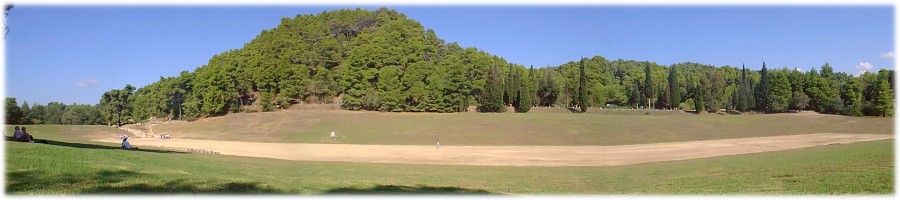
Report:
767,70,791,113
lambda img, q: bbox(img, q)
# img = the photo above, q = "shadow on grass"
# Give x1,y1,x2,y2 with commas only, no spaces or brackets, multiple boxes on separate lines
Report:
6,169,282,194
26,139,184,154
322,185,496,195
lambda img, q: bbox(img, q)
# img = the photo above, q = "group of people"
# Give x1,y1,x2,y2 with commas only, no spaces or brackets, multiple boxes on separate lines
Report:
12,126,34,142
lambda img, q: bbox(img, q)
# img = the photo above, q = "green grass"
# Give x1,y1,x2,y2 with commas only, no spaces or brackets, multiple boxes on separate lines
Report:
149,110,893,145
5,125,893,194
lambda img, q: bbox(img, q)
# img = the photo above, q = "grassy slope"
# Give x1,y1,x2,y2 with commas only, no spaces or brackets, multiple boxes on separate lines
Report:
150,110,893,145
5,126,893,194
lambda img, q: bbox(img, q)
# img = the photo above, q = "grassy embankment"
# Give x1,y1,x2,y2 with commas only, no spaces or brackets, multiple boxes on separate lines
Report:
5,125,893,194
146,110,893,145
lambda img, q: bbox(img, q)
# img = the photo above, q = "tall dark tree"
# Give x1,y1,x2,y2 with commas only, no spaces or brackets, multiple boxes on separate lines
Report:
479,63,505,112
517,66,536,112
755,62,770,112
577,57,589,113
643,62,655,108
668,65,681,109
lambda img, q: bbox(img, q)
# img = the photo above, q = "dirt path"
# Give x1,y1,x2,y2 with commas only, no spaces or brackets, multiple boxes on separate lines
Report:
94,133,892,167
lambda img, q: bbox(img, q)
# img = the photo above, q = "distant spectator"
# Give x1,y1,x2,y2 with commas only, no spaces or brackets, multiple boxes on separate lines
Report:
18,127,32,142
12,126,23,141
122,136,134,149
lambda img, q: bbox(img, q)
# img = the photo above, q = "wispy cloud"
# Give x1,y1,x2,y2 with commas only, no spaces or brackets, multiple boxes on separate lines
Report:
854,62,874,77
75,78,99,88
881,52,894,59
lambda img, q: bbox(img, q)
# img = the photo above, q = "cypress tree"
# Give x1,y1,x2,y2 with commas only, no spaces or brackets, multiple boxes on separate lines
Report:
480,63,506,113
515,67,535,112
756,62,770,112
644,62,654,108
668,64,681,109
524,66,536,111
577,57,589,113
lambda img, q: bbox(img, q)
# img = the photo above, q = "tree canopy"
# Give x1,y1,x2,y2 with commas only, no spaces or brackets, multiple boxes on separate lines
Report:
10,7,886,126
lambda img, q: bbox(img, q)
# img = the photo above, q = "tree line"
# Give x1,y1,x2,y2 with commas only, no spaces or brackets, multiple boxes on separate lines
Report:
6,7,893,126
5,97,105,125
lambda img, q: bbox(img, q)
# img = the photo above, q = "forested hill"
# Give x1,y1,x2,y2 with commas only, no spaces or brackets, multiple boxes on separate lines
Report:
119,7,517,120
78,7,892,125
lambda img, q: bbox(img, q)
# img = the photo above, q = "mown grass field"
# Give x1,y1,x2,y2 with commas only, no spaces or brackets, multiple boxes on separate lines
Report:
148,109,893,145
4,124,894,194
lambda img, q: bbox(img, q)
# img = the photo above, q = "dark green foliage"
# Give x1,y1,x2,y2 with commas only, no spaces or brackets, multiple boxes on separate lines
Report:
668,65,681,109
6,97,22,124
479,64,506,112
875,69,894,117
60,104,104,125
516,66,536,113
805,64,841,114
84,7,891,119
99,85,135,126
755,63,770,112
643,62,655,109
537,68,560,107
577,58,589,113
790,91,810,111
5,100,105,125
766,69,792,113
841,78,864,116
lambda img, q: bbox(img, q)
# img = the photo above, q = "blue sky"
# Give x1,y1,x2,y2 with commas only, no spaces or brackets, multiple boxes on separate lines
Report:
5,6,894,105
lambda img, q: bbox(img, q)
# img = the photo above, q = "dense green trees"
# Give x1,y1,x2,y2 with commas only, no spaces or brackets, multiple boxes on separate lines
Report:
99,84,136,126
667,65,681,109
479,64,506,112
766,69,792,113
47,7,888,125
577,58,589,113
517,67,536,113
4,100,105,125
6,97,22,124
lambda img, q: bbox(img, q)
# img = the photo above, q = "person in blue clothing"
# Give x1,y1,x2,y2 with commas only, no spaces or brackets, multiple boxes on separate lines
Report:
122,136,135,149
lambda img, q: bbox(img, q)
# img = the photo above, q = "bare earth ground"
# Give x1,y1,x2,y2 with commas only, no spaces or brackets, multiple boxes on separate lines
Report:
95,133,892,167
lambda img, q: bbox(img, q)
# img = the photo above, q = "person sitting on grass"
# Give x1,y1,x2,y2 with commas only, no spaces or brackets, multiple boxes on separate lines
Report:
19,127,47,144
122,136,136,149
12,126,24,141
16,127,33,143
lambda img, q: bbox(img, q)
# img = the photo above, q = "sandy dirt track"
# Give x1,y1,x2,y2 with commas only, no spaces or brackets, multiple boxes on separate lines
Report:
95,133,892,167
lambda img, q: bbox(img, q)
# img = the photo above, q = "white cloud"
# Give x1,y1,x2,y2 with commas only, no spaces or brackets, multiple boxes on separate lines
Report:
881,52,894,59
854,62,874,77
75,78,99,88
